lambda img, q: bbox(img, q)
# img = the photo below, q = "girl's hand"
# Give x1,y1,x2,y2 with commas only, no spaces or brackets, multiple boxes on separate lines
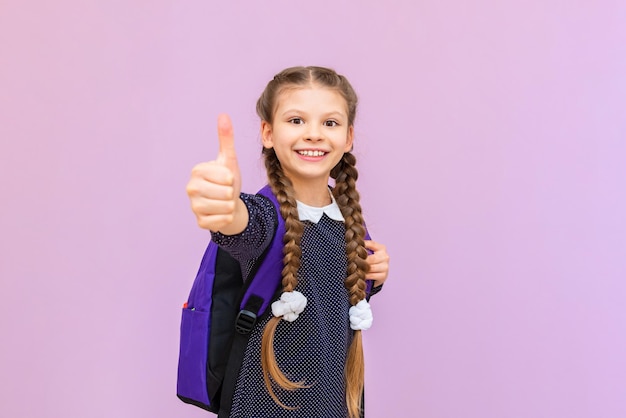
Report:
186,114,247,234
364,240,390,287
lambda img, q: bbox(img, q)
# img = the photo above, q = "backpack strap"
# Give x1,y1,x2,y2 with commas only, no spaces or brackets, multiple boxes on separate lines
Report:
218,185,285,417
234,185,285,331
363,226,374,297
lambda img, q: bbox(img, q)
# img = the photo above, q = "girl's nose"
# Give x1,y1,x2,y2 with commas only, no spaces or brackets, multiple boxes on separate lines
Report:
305,124,322,141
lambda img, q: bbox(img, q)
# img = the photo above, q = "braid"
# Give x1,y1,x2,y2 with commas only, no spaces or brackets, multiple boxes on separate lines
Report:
260,148,308,409
332,152,369,418
332,152,369,302
264,149,303,292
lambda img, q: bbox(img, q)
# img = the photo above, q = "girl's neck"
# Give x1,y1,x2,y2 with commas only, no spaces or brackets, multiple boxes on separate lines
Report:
291,179,332,207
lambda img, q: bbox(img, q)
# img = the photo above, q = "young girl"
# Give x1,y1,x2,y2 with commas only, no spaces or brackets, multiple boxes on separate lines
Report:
186,66,389,418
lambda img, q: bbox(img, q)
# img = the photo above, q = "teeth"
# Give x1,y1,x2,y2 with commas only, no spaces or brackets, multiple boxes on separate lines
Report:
299,150,325,157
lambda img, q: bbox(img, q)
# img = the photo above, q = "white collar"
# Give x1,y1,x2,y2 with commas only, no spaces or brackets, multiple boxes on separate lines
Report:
297,192,345,223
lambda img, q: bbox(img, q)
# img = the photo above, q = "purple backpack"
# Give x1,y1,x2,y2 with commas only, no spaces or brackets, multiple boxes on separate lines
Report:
176,185,373,416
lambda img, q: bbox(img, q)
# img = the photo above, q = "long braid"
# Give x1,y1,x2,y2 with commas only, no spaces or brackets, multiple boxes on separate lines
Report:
260,148,308,409
332,152,370,418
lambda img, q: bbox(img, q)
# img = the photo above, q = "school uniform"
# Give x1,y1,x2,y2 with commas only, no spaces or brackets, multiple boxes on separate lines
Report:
212,192,380,418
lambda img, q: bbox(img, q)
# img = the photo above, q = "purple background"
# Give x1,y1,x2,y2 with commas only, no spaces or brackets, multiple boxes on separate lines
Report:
1,1,625,417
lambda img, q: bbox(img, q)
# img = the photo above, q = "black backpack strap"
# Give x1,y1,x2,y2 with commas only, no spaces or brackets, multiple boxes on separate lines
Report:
218,295,264,417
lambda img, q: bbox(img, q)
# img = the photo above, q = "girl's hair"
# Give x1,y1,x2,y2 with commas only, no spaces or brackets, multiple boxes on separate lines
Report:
256,66,369,418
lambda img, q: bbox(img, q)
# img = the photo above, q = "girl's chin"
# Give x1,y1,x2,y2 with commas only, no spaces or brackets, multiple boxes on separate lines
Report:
283,170,332,183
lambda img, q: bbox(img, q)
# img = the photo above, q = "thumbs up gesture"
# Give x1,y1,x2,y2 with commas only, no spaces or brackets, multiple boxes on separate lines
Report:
186,114,248,234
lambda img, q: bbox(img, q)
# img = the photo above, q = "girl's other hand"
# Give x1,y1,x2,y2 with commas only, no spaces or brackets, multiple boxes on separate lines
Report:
364,240,389,287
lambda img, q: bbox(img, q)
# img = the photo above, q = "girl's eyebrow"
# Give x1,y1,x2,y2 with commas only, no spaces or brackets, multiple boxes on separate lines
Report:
279,108,308,116
324,110,347,118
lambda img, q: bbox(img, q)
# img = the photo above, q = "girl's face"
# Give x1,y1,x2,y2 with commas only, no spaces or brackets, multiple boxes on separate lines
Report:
261,85,354,190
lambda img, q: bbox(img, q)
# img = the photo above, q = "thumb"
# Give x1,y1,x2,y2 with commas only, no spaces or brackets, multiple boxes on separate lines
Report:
216,113,237,167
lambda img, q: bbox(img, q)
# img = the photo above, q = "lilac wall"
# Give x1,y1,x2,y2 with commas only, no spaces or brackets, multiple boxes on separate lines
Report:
1,1,625,417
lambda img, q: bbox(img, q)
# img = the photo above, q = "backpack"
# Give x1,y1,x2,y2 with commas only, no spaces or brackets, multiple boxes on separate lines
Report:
176,184,373,416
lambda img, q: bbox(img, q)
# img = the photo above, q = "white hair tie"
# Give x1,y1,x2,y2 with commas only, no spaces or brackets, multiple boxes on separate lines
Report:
271,291,307,322
349,299,373,330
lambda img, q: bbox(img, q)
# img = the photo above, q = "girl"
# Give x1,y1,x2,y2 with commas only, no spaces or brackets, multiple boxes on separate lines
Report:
186,66,389,418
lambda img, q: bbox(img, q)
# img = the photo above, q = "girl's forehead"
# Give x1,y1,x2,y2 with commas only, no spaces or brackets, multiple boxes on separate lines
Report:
274,85,347,113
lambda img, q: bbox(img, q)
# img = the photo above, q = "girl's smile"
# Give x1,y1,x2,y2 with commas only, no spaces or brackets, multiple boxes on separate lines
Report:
296,149,328,159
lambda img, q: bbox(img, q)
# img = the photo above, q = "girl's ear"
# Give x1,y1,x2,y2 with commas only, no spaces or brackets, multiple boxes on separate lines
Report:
261,120,273,149
344,125,354,152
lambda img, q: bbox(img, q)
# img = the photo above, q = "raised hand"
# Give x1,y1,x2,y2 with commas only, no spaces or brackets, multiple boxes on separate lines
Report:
364,240,390,287
186,114,247,234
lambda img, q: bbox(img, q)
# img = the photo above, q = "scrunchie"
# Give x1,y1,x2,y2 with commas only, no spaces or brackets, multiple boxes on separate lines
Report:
271,291,307,322
349,299,373,330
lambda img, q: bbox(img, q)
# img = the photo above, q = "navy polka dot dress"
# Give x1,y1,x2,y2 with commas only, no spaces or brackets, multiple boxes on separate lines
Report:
212,193,354,418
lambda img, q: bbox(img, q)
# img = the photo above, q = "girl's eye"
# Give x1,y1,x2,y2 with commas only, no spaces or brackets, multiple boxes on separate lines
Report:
324,120,338,127
289,118,304,125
